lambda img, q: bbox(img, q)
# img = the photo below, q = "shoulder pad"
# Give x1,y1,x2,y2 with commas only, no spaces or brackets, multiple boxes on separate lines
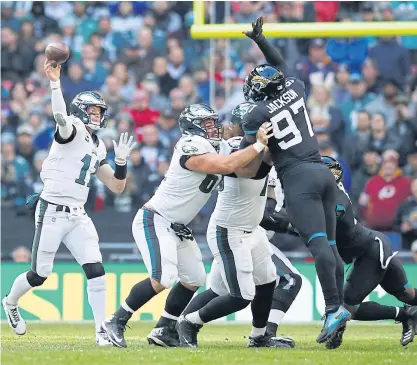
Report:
176,135,214,156
227,136,243,153
285,77,305,90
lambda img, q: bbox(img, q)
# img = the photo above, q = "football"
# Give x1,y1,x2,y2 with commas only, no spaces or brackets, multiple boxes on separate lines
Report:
45,42,70,67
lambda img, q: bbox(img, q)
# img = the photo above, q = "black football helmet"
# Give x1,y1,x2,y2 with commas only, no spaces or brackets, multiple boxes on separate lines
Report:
243,64,285,102
178,104,222,146
322,156,343,183
69,91,108,130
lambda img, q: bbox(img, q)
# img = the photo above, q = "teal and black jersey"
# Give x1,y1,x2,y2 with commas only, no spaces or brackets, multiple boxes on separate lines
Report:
335,183,376,263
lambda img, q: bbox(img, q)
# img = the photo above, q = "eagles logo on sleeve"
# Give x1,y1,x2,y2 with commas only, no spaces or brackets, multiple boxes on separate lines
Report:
182,144,198,154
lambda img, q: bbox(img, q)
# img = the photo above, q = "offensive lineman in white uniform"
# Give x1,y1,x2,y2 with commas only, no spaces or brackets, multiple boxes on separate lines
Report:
102,104,273,348
177,102,301,348
2,61,136,346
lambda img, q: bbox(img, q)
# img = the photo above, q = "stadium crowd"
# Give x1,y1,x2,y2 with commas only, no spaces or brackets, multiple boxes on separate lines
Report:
2,1,417,256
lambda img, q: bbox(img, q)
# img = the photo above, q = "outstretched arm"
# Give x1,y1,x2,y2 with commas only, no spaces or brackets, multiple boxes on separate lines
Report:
243,16,286,68
44,60,74,140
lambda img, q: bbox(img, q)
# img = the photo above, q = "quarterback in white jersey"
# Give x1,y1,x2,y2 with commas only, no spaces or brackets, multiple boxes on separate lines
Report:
2,61,136,346
102,103,273,348
177,102,301,349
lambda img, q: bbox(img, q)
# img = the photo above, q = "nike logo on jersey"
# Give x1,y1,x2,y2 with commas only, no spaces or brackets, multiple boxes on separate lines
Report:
85,135,90,142
266,89,299,113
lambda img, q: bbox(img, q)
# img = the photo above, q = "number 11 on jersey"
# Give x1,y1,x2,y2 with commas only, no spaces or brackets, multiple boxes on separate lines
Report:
270,98,314,150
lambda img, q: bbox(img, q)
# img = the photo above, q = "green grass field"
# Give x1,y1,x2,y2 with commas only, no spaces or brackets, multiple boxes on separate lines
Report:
1,322,415,365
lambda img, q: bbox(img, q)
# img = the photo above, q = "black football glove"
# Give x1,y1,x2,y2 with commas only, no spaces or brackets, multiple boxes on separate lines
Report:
243,16,265,43
170,223,194,241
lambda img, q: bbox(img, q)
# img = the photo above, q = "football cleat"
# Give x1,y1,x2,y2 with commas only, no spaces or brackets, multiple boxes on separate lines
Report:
2,297,26,335
176,315,202,348
101,315,128,348
147,322,180,347
400,305,417,347
248,334,295,348
325,323,346,350
317,305,351,344
96,328,113,346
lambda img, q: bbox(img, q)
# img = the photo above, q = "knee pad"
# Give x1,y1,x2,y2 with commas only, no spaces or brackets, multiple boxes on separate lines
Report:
237,277,256,301
179,262,206,288
26,270,47,287
82,262,105,279
159,264,178,289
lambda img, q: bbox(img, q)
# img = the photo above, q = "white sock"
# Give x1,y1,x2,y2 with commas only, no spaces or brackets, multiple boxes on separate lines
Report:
7,272,33,305
250,326,266,338
87,276,106,332
268,309,286,326
185,311,204,325
162,310,178,321
122,301,134,314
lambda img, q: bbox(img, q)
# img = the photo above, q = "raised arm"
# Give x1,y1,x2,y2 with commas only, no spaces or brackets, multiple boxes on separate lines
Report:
243,16,286,68
44,60,74,140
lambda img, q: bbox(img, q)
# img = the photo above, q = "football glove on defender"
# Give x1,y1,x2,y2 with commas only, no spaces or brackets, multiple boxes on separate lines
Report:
243,16,265,43
170,223,194,241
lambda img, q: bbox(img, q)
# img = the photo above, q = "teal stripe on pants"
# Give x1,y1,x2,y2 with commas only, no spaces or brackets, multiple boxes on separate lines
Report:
31,199,48,273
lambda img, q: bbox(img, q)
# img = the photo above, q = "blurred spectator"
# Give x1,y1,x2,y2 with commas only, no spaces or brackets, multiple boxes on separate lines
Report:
62,62,100,101
167,46,188,80
340,74,376,133
394,178,417,249
29,54,50,92
404,150,417,180
365,79,402,128
124,89,160,131
193,67,210,104
411,240,417,263
16,124,35,166
326,37,368,74
178,75,203,105
156,110,181,152
307,84,344,147
148,1,182,36
121,26,157,83
11,246,31,263
89,33,111,66
31,150,48,194
29,2,60,38
366,112,400,155
115,112,135,135
343,110,371,170
140,73,171,111
332,64,351,106
9,82,30,123
72,2,98,45
361,58,382,94
351,148,381,212
296,38,336,96
392,1,417,64
233,1,262,23
360,150,411,230
44,1,74,23
130,147,157,207
368,37,411,87
19,20,37,51
100,75,128,118
1,2,20,32
1,133,31,209
152,56,178,96
80,43,108,86
140,124,168,171
111,1,143,37
1,27,36,82
389,95,417,166
110,62,137,101
169,88,186,120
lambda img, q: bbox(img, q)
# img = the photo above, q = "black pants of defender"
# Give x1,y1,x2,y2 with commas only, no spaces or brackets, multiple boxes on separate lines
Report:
282,163,337,243
344,233,409,306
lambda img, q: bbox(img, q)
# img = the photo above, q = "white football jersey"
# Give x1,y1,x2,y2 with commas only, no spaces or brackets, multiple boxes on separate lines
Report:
267,167,284,212
148,135,230,225
40,119,107,207
210,137,268,231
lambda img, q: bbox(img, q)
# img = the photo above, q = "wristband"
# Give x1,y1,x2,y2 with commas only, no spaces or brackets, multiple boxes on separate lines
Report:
253,142,265,153
114,163,127,180
50,80,61,90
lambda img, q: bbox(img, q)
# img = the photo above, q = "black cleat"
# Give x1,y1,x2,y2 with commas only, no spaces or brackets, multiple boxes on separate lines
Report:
248,334,294,348
176,315,202,348
400,306,417,347
147,322,180,347
101,315,129,348
325,323,346,350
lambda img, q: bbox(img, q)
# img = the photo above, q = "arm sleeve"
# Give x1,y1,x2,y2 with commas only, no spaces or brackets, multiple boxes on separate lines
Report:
50,80,74,140
256,35,286,68
252,161,272,180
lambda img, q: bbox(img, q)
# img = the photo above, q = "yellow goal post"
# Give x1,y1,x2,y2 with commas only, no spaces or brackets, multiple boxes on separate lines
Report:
191,1,417,39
